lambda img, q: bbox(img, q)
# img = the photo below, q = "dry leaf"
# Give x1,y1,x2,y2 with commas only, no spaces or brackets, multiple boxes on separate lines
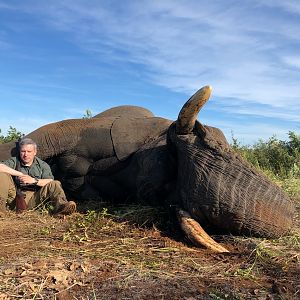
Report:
24,263,33,269
68,262,80,271
3,268,14,275
34,260,47,270
20,270,28,276
28,282,38,292
80,264,89,273
0,293,10,300
54,262,65,269
48,270,70,286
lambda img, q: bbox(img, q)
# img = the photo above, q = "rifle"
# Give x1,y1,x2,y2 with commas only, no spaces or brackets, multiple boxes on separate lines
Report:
14,141,27,214
15,186,27,214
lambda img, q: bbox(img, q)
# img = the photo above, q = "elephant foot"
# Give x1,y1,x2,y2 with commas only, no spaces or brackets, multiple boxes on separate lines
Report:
176,209,229,253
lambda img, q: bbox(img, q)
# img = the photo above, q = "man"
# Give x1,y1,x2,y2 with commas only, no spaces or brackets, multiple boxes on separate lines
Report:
0,137,76,215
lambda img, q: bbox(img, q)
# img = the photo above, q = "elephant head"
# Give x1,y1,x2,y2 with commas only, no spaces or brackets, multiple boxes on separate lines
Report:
167,86,294,251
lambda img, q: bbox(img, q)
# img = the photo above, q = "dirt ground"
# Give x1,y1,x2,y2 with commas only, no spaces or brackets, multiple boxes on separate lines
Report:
0,202,299,300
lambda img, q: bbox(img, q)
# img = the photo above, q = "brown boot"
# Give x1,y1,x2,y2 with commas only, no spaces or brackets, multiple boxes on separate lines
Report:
53,201,76,216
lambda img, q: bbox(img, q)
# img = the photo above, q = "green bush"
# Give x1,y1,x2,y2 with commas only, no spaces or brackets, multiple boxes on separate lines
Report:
82,109,93,119
232,131,300,197
0,126,24,144
232,131,300,177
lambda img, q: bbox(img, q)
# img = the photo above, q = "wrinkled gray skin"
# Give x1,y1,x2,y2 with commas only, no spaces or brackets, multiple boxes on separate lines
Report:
0,92,294,238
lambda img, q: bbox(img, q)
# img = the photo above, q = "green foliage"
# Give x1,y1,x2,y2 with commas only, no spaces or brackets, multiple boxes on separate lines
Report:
232,131,300,197
82,109,93,119
232,131,300,178
0,126,24,144
62,208,112,243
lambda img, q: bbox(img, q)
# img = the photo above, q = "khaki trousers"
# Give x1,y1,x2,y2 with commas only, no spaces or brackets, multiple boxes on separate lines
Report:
0,172,68,211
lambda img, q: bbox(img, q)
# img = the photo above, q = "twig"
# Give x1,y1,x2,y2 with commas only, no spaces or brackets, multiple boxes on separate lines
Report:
3,239,35,247
54,282,81,295
32,276,49,300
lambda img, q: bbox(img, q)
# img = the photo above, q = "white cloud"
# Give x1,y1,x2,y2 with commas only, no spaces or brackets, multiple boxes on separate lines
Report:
208,118,296,145
6,1,299,92
0,0,299,144
10,3,300,98
282,55,300,69
259,0,300,15
211,101,300,123
24,0,299,108
0,117,53,136
0,40,9,49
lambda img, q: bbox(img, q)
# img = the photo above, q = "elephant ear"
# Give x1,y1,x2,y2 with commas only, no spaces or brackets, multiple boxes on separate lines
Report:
111,117,172,161
94,105,154,119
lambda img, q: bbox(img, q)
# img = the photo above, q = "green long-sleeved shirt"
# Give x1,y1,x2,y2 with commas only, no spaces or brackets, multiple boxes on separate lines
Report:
1,156,54,180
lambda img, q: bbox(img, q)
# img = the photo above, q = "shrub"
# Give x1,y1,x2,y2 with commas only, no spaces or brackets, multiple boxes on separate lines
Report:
0,126,24,144
233,132,300,178
232,131,300,197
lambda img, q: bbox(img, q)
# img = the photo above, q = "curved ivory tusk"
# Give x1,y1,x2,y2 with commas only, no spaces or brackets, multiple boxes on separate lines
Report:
176,85,212,135
176,209,229,253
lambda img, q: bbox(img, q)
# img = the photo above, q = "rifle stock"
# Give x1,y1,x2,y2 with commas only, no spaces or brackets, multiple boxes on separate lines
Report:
15,188,27,214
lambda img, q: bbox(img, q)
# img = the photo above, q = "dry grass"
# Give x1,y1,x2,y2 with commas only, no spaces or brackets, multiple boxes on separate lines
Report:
0,198,299,300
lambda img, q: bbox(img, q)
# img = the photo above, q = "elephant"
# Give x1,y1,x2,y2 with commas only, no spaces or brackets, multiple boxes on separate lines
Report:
0,86,294,252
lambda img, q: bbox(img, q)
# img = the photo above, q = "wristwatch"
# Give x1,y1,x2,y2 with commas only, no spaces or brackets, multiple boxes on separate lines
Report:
34,178,39,185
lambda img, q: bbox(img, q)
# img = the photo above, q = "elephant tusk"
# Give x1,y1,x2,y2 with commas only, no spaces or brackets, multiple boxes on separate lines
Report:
176,85,212,135
176,209,229,253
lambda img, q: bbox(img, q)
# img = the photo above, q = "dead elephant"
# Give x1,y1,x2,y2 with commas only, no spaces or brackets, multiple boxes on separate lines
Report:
0,86,294,252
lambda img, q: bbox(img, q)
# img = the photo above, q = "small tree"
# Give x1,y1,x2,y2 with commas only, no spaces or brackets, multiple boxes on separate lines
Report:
231,131,300,179
0,126,24,144
83,109,93,119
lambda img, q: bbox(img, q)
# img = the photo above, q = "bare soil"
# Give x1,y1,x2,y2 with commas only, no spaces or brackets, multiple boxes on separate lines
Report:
0,201,299,300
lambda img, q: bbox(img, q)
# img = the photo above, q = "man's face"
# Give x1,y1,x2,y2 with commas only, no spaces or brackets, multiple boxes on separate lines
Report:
20,144,37,165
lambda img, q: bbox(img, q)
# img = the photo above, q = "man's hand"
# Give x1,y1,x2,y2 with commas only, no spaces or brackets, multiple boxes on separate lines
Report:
18,175,53,187
18,174,36,185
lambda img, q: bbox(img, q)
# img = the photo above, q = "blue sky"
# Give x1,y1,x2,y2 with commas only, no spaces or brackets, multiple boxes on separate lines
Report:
0,0,299,145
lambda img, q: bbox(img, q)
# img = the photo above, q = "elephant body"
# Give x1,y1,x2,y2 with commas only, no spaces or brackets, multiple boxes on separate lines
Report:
1,108,173,200
0,90,295,243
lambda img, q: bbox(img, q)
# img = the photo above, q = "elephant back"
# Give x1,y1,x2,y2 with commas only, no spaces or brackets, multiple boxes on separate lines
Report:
111,117,172,161
94,105,154,119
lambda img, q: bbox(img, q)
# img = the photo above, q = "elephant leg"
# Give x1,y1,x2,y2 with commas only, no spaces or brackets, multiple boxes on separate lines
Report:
88,157,129,175
135,170,175,206
61,176,103,202
62,176,85,199
87,175,129,203
80,184,102,202
58,155,92,177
